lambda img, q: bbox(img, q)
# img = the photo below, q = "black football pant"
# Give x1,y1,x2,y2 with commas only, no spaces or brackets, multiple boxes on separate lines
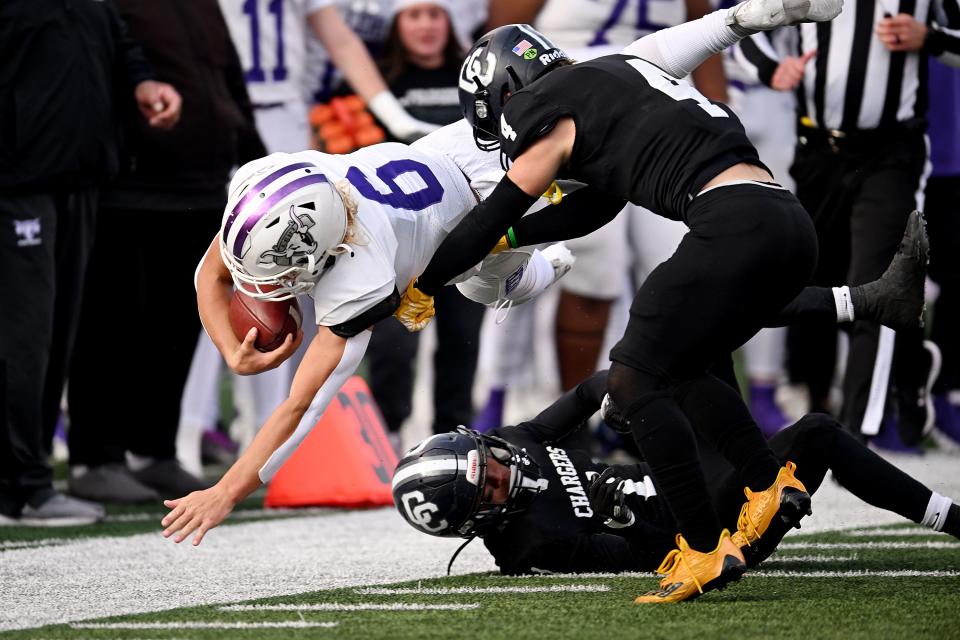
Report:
925,176,960,393
367,287,483,434
607,184,818,551
0,189,97,516
67,206,220,466
787,126,928,431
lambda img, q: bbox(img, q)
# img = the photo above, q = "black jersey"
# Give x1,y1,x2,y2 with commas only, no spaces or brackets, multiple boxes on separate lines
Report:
499,54,765,221
480,373,676,575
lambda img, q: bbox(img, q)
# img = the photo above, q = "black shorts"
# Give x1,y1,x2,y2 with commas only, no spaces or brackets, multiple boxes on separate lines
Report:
609,183,818,380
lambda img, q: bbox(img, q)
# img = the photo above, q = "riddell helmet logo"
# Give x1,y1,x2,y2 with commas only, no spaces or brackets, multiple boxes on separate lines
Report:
539,49,566,66
465,450,480,485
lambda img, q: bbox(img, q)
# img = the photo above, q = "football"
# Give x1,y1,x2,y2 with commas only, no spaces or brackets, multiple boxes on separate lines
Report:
229,289,303,353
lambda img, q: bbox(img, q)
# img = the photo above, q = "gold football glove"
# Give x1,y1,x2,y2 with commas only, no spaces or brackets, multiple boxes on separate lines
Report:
394,279,435,332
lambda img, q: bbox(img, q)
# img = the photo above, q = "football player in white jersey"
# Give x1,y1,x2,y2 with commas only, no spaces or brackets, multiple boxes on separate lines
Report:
160,128,572,545
179,0,449,468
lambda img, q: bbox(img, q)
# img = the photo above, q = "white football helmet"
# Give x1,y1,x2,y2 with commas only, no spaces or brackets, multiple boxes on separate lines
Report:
220,153,352,300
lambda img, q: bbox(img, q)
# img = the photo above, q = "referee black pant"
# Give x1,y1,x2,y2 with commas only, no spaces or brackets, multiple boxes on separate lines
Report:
787,125,929,435
0,189,97,516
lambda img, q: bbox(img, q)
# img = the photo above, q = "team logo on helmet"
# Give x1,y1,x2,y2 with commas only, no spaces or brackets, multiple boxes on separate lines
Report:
401,490,448,533
459,48,497,93
256,206,319,268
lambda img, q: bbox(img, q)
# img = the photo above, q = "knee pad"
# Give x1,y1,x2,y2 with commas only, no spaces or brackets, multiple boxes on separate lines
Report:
607,362,672,418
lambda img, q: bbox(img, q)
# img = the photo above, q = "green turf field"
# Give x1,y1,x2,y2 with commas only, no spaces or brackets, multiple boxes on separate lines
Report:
3,523,957,640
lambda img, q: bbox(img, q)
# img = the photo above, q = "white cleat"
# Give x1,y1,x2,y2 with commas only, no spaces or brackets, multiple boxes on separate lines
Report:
727,0,842,31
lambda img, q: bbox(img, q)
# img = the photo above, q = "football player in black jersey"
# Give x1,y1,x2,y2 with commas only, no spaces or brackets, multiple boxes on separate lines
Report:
390,0,851,602
392,370,960,580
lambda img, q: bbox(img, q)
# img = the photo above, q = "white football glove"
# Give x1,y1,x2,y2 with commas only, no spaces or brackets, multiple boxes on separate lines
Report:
726,0,842,31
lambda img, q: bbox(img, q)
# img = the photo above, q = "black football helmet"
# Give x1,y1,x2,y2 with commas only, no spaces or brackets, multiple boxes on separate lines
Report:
457,24,570,151
392,426,548,538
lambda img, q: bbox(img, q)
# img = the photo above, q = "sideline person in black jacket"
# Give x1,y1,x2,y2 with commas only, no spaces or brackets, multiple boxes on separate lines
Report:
0,0,181,525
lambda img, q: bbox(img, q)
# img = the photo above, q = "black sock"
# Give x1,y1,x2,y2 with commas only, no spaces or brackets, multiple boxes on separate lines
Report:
608,363,723,552
675,375,781,491
625,394,722,552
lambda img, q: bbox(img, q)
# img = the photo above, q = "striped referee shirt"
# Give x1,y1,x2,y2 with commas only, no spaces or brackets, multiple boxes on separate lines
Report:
734,0,960,131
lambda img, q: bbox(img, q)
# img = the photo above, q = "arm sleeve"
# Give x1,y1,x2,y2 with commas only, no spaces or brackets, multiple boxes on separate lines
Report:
415,175,538,296
258,331,371,482
733,33,783,87
508,371,609,444
620,9,745,79
509,185,626,247
928,0,960,67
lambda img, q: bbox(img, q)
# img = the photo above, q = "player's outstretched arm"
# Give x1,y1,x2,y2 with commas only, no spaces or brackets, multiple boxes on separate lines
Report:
161,327,369,545
196,236,301,375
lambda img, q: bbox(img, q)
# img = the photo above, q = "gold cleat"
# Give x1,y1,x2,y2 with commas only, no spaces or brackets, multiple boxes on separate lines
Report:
733,461,812,566
635,529,746,603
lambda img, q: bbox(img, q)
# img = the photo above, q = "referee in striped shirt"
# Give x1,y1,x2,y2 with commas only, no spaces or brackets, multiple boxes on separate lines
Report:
734,2,960,444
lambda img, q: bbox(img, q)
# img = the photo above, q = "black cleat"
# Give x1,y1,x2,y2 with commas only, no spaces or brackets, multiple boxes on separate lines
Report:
850,211,929,331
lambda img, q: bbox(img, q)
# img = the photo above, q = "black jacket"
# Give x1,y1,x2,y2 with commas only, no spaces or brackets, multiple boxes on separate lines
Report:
103,0,265,210
0,0,154,191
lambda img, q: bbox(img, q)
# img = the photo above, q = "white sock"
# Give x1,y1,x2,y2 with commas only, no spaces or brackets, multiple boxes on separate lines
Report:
833,286,855,323
921,492,953,531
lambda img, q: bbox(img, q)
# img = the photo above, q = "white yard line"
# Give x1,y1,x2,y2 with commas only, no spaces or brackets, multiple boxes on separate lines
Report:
761,554,858,564
356,585,610,595
752,570,960,578
842,527,938,537
220,603,481,611
70,621,338,630
778,541,960,550
0,539,71,550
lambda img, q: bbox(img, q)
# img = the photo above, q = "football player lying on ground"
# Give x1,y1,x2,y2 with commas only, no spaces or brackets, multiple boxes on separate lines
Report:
160,0,918,554
393,369,960,585
393,0,860,602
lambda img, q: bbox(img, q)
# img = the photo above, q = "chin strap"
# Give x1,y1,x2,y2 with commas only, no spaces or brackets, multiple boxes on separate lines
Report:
446,536,477,576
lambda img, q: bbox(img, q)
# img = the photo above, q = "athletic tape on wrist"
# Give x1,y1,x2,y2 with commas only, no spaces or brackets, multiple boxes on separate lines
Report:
833,286,855,323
